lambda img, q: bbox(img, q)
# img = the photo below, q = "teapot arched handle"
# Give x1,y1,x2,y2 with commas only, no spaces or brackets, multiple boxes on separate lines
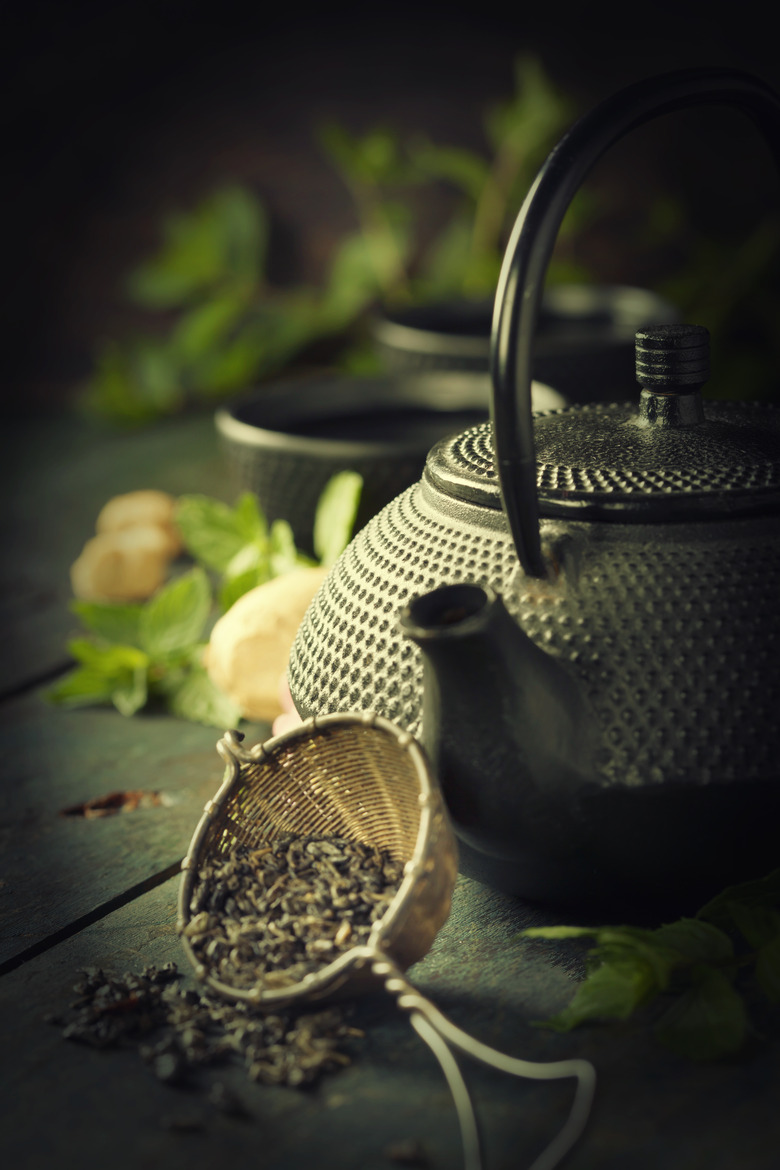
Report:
490,67,780,578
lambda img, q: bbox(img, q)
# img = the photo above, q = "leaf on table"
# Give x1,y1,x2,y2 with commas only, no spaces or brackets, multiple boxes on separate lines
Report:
139,568,212,657
654,967,748,1060
70,600,145,648
697,868,780,929
313,471,363,567
47,641,150,712
536,954,661,1032
652,918,734,965
110,664,149,717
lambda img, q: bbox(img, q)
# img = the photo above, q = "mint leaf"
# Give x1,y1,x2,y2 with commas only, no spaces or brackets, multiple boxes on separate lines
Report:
538,955,659,1032
175,495,251,571
233,491,268,544
725,903,780,951
269,518,301,575
70,600,144,648
111,664,149,717
139,568,211,657
698,868,780,928
218,569,263,613
125,187,267,308
755,935,780,1003
47,666,118,708
654,967,747,1060
48,641,150,715
313,471,363,566
653,918,734,966
165,663,242,728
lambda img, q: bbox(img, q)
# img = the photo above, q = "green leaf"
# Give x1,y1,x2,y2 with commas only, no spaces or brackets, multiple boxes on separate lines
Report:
313,471,363,566
111,665,149,717
319,122,410,186
538,954,660,1032
174,495,250,571
325,228,410,314
70,600,144,648
164,663,243,728
218,568,263,613
698,868,780,929
484,55,573,160
47,665,118,709
126,187,267,308
139,568,212,657
725,903,780,951
67,639,149,673
169,294,249,364
654,967,748,1060
47,642,150,713
219,541,272,611
652,918,734,966
232,492,269,544
269,519,300,576
755,935,780,1003
80,341,178,428
407,139,489,201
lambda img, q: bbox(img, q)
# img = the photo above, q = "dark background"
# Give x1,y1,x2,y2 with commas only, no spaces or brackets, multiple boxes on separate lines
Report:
3,0,779,413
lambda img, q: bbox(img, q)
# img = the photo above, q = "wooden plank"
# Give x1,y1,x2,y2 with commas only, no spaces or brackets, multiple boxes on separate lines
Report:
2,872,779,1170
0,412,230,695
0,688,269,967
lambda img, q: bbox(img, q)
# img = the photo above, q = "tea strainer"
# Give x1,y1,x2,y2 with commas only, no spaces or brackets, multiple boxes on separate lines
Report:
177,711,595,1170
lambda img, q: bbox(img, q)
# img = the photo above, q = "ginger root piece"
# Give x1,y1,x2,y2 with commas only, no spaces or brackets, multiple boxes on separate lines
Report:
70,526,174,602
205,567,328,722
96,489,182,557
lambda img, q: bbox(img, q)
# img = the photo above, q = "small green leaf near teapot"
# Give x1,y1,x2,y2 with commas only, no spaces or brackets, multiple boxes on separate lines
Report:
522,868,780,1060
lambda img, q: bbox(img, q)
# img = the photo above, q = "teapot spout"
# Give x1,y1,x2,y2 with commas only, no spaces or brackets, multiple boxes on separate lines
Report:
399,582,595,865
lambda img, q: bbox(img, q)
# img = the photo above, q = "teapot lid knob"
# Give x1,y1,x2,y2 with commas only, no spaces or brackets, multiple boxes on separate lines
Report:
636,324,710,427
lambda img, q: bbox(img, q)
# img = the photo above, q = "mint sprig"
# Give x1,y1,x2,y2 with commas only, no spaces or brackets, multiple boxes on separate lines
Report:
51,475,363,726
48,568,241,728
175,472,362,609
523,868,780,1060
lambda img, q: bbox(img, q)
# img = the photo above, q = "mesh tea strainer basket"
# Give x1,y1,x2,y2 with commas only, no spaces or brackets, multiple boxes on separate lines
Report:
178,712,595,1170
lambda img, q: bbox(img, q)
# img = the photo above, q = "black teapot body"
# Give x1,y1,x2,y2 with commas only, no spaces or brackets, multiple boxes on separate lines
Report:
288,69,780,912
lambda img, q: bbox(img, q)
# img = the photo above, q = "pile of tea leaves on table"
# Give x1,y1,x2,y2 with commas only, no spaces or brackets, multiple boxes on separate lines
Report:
523,867,780,1060
50,961,360,1091
52,832,405,1094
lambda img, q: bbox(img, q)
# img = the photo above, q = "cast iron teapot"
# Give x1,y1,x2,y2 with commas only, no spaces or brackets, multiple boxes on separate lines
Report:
288,68,780,912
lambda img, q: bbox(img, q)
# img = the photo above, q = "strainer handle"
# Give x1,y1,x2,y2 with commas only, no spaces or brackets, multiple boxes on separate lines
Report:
370,954,596,1170
490,67,780,578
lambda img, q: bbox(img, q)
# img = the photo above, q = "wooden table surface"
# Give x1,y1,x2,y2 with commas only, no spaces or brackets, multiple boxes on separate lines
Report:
1,410,778,1170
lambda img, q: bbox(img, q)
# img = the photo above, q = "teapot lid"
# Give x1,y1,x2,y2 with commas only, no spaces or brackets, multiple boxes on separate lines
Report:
427,325,780,522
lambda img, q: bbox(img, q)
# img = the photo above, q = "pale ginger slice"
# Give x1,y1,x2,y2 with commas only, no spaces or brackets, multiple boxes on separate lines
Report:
71,526,174,602
96,489,182,556
205,566,328,722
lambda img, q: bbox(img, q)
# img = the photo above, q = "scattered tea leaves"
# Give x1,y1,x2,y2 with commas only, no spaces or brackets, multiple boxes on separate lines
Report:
51,962,360,1090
